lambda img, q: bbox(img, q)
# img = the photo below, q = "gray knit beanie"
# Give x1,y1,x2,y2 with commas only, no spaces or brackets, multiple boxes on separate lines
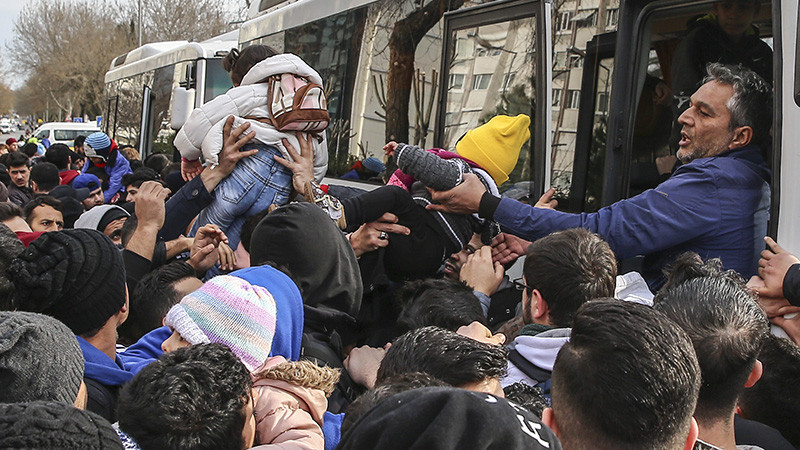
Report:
0,401,123,449
6,229,126,335
0,311,84,404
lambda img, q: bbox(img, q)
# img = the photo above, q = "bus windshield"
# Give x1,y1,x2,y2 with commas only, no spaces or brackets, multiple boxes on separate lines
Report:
204,59,233,101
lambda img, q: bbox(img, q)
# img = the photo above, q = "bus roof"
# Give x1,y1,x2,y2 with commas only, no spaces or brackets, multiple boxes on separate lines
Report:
239,0,379,44
105,39,236,83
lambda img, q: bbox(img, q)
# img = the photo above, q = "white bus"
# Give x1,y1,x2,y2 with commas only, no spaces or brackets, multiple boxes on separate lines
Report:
103,32,238,159
106,0,799,253
239,0,799,253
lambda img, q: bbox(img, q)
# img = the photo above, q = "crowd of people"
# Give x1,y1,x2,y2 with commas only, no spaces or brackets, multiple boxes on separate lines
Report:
0,29,797,450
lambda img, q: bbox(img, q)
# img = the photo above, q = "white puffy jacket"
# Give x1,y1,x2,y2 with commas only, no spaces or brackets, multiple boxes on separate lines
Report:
173,53,329,181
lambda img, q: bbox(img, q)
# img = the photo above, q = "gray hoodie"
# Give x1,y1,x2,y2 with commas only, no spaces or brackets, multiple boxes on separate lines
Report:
501,327,571,388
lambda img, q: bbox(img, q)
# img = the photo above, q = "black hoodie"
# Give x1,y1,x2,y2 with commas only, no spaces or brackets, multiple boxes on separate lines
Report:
250,202,362,333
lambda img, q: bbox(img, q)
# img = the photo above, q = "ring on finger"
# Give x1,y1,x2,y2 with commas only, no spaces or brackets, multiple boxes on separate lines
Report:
379,231,388,240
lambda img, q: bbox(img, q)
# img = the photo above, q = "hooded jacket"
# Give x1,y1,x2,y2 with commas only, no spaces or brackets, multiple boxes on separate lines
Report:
251,356,337,450
249,203,362,332
73,204,130,232
82,151,132,203
232,267,344,449
77,326,168,422
502,328,571,388
173,54,328,182
492,145,771,290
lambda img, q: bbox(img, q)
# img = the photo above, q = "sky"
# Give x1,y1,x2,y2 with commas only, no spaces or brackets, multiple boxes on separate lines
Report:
0,1,26,88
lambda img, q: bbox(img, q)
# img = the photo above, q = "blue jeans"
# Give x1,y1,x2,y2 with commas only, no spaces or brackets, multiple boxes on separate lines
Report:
191,143,292,250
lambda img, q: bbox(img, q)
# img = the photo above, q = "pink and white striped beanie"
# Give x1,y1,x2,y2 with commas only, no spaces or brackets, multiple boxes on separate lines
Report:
164,275,277,372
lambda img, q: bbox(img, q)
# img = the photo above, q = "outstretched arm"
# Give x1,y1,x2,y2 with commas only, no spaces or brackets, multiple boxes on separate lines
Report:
395,143,466,191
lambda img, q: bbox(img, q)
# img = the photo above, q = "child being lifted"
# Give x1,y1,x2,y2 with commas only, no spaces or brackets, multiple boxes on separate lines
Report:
309,114,530,280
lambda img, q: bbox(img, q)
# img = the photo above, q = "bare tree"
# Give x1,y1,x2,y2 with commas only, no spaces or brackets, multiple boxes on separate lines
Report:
385,0,466,143
0,83,14,115
7,0,135,118
117,0,235,43
7,0,236,120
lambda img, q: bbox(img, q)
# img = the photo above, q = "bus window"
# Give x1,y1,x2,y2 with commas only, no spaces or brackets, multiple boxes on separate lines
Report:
580,52,616,212
149,65,177,157
114,73,148,147
438,1,540,190
284,10,366,122
245,7,367,174
548,0,621,211
204,59,233,102
104,94,119,138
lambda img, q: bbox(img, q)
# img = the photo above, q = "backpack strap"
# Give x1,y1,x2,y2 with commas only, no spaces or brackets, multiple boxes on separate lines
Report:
242,115,325,142
507,348,552,384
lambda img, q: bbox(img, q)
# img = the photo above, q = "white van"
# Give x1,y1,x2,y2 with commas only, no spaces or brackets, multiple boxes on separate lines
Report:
32,122,100,147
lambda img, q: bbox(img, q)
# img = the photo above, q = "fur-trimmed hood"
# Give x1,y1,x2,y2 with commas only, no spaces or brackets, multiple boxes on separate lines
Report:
251,356,340,449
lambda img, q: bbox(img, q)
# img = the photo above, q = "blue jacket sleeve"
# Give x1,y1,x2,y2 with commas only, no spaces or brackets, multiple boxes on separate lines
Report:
473,291,491,318
322,412,343,450
159,175,213,241
118,326,169,375
493,164,721,259
104,155,131,203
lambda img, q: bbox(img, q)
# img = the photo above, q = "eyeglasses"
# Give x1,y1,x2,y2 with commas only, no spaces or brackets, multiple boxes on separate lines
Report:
512,277,532,293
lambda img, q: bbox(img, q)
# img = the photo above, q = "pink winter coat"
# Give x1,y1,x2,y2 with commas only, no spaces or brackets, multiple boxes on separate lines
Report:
251,357,333,450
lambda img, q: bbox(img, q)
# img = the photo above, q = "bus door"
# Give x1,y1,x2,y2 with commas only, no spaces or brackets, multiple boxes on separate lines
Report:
565,31,616,213
139,86,156,159
567,0,775,221
436,0,553,200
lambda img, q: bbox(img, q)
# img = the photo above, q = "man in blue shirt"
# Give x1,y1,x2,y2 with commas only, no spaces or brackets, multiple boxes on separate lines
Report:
429,63,773,290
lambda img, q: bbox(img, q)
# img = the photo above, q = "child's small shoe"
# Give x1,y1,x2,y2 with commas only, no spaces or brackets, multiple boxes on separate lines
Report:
304,181,347,230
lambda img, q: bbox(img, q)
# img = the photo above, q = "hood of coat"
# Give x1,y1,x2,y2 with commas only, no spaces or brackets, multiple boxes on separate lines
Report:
231,265,305,362
252,357,339,427
240,53,324,87
249,203,362,329
511,327,572,372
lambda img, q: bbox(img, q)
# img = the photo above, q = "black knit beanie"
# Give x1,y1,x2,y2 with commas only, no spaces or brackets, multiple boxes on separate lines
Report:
0,401,123,449
338,387,562,450
6,229,126,335
0,311,84,404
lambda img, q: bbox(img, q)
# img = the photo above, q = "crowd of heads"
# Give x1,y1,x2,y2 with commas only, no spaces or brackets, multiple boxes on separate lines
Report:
0,53,793,450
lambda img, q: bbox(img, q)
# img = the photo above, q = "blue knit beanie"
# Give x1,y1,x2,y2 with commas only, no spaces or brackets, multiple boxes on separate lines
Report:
84,132,112,160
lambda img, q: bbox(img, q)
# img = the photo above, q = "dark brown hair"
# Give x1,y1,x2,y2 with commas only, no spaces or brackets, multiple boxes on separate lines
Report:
222,45,279,86
523,228,617,327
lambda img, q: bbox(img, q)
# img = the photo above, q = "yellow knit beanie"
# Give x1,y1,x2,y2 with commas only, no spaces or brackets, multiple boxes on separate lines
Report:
455,114,530,185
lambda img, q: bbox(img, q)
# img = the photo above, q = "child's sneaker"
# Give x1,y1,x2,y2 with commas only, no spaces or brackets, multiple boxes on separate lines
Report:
304,181,347,229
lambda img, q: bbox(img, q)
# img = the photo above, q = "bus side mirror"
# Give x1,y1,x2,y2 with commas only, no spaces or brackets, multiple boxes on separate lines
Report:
170,87,196,130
